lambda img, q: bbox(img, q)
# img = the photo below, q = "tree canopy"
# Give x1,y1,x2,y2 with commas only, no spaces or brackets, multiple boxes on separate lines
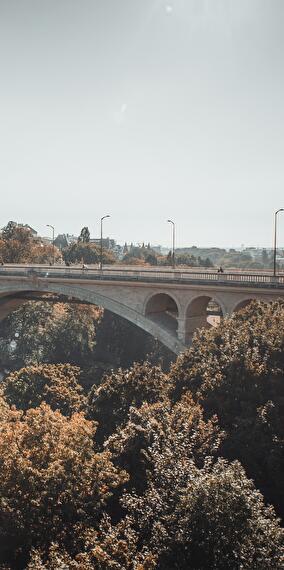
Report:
0,221,60,264
0,404,127,567
63,242,115,265
0,299,283,568
170,300,284,518
0,301,102,372
87,361,170,443
78,226,90,243
1,364,86,416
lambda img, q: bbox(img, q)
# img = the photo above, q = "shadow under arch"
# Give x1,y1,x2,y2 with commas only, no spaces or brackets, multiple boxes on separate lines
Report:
185,294,225,342
144,292,179,337
232,298,255,314
0,283,185,355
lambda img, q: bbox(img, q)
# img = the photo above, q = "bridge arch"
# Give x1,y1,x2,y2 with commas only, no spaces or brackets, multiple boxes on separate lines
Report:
185,294,226,342
0,283,185,355
232,298,256,313
144,292,180,337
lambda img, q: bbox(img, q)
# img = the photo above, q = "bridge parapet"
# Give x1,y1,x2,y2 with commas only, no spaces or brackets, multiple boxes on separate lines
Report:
0,265,284,289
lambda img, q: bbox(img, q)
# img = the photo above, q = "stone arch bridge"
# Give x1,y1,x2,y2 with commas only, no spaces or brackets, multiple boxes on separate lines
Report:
0,265,283,354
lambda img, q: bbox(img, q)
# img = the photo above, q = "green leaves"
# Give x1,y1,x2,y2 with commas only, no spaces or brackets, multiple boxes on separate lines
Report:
87,362,170,443
0,301,102,371
170,300,284,518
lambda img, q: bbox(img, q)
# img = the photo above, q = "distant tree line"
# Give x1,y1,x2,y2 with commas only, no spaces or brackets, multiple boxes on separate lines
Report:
176,246,277,270
121,244,213,268
0,221,278,270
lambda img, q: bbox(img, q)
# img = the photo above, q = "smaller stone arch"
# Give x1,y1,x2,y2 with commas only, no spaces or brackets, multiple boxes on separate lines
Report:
185,294,225,342
232,298,255,313
145,292,179,336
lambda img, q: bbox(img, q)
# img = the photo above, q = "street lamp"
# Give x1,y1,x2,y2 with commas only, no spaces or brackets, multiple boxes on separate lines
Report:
46,224,55,265
100,215,110,270
273,209,284,277
167,219,175,269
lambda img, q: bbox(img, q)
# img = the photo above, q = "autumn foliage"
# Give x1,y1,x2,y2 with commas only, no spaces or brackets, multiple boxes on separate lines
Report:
0,222,60,264
0,364,86,415
0,404,127,567
0,300,283,568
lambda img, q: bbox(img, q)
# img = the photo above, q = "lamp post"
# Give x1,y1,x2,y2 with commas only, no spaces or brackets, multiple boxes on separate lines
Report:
46,224,55,265
273,209,284,277
167,219,175,269
100,215,110,270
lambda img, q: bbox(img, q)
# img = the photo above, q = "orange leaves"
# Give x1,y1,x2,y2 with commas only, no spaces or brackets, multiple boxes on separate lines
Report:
0,403,127,561
1,364,86,416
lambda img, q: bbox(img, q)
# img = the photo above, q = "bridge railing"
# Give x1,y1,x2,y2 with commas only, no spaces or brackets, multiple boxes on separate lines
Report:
0,264,284,287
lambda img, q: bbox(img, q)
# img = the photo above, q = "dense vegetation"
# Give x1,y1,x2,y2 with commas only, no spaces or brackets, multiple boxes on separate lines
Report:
175,246,276,270
63,242,116,265
0,290,283,567
121,244,213,268
170,301,284,518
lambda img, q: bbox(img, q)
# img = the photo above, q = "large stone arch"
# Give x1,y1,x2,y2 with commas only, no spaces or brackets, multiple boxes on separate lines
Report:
0,283,185,355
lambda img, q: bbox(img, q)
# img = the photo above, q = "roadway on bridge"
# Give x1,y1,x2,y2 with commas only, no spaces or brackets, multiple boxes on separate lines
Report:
0,264,283,288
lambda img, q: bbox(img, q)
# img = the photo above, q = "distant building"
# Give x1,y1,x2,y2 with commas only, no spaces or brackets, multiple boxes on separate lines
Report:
90,238,110,248
276,254,284,265
0,222,38,238
90,237,117,251
65,234,78,245
19,224,38,237
152,245,162,255
54,234,69,250
152,245,169,255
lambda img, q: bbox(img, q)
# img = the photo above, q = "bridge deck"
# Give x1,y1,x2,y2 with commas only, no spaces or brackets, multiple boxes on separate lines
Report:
0,265,284,289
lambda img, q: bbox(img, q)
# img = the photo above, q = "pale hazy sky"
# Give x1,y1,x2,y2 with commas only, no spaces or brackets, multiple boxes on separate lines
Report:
1,0,284,247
